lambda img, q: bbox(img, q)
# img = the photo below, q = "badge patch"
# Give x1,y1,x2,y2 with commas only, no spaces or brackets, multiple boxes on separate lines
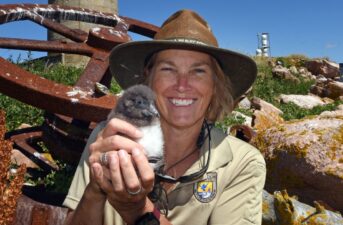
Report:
194,172,217,203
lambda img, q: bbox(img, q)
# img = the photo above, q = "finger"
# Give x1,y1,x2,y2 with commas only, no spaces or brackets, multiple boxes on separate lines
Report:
107,151,125,193
89,135,144,165
131,148,154,192
102,118,143,139
93,135,144,154
91,162,114,194
118,150,142,193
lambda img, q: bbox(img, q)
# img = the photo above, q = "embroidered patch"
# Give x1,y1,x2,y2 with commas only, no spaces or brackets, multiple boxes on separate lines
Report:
193,172,217,203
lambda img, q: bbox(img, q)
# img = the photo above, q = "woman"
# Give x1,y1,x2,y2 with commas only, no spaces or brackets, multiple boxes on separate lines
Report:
63,9,266,225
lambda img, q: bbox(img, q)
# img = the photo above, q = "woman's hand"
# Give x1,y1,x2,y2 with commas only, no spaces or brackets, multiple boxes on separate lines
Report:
88,118,156,224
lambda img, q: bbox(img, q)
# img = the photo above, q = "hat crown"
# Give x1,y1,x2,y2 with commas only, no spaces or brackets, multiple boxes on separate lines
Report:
154,10,219,47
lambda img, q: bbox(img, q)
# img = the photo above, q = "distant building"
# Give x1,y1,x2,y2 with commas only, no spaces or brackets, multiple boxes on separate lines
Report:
256,32,271,57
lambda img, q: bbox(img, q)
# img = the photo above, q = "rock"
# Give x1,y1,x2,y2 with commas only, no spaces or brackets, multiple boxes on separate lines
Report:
298,67,316,81
262,190,343,225
305,59,339,78
230,111,252,126
310,79,343,100
279,94,333,109
251,110,343,212
327,81,343,99
289,66,298,75
319,104,343,117
251,97,283,115
250,97,284,134
252,106,284,132
237,97,251,110
272,65,300,83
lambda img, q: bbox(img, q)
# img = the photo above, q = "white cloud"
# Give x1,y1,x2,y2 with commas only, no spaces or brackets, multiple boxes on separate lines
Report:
325,43,336,49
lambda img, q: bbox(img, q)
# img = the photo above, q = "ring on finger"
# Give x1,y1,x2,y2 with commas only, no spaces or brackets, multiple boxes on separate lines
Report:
100,152,109,166
127,185,142,195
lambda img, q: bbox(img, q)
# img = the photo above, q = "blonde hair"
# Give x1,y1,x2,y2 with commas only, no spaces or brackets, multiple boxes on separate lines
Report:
143,52,234,122
206,57,234,122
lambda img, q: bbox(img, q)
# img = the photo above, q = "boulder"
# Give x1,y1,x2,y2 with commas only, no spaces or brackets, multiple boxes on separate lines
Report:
251,109,343,212
272,65,300,83
298,67,316,81
279,94,333,109
262,190,343,225
305,59,339,78
251,101,284,132
310,79,343,100
251,97,283,115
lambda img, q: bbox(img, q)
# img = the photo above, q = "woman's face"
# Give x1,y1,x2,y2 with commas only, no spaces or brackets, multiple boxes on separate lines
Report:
150,49,214,129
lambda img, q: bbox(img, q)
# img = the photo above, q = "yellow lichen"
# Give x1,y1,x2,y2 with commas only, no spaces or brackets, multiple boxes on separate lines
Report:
262,200,270,214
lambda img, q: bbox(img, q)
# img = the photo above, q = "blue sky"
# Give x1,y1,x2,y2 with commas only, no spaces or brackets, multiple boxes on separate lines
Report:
1,0,342,63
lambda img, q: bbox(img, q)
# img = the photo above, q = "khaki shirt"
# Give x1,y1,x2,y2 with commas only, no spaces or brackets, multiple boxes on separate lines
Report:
63,124,266,225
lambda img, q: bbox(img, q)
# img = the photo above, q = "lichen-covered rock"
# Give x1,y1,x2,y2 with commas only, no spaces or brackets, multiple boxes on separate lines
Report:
262,190,343,225
252,108,343,212
251,97,284,131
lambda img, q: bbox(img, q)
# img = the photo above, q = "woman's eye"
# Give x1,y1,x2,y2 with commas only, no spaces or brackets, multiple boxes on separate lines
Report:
161,67,173,72
193,68,207,76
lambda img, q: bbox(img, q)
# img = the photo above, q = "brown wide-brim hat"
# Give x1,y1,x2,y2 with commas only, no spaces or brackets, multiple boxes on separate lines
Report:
109,9,257,101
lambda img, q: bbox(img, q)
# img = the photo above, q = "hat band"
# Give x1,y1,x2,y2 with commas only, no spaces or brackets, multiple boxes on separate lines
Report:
165,38,209,46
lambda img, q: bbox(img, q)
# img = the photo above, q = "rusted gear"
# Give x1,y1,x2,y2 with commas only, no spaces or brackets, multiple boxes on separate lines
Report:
0,4,159,167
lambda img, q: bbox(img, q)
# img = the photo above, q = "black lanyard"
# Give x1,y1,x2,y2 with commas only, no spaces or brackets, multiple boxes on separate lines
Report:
155,121,212,184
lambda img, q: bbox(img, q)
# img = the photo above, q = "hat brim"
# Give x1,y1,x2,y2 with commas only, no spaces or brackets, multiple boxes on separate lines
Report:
109,40,257,101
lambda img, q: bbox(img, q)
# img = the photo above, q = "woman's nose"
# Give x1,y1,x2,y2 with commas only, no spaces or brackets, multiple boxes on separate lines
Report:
175,75,189,91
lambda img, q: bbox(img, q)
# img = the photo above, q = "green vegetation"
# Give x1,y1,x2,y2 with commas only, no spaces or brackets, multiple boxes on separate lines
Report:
251,57,342,121
222,56,342,128
1,55,120,131
274,54,309,68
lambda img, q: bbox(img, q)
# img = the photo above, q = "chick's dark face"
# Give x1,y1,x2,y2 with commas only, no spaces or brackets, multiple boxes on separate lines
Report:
124,94,150,118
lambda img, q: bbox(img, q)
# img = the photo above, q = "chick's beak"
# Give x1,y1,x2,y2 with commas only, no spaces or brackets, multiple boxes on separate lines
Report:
141,104,159,117
150,104,159,117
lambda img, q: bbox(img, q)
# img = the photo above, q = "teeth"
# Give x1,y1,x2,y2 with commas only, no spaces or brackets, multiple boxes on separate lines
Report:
171,98,194,106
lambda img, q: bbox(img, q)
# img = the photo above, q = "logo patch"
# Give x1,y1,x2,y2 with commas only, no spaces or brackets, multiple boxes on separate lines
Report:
193,172,217,203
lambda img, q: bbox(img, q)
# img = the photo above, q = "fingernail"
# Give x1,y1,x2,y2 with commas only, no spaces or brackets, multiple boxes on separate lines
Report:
132,148,141,156
118,150,128,163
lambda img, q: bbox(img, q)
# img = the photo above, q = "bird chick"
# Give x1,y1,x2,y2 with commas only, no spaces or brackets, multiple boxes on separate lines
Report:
107,84,164,170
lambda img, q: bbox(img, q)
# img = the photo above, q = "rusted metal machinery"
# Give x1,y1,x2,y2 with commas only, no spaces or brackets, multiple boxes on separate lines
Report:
0,4,159,169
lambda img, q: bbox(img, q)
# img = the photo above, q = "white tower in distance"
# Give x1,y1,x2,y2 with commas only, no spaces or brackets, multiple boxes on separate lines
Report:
256,32,271,57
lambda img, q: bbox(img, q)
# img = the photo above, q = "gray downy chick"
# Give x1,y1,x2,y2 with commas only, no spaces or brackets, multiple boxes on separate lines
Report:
107,84,164,170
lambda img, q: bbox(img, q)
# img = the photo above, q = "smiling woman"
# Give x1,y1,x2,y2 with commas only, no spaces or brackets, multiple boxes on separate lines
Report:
63,9,266,225
149,50,214,129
